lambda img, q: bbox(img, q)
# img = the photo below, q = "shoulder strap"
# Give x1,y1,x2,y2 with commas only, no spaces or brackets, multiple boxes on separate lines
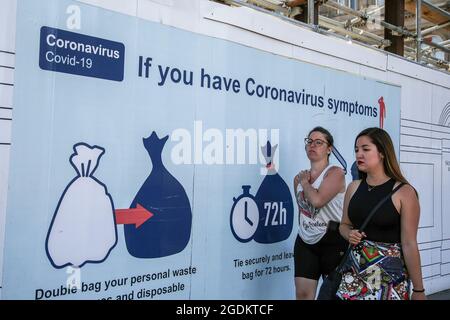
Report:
316,164,334,182
359,182,405,232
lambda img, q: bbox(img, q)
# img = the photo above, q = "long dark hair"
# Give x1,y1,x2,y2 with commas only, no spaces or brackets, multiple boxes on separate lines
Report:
355,127,408,184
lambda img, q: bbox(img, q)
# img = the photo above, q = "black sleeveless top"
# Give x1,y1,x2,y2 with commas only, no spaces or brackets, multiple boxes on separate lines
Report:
348,178,401,243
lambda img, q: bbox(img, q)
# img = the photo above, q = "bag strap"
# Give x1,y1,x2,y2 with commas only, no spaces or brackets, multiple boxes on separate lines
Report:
359,181,405,232
336,181,406,271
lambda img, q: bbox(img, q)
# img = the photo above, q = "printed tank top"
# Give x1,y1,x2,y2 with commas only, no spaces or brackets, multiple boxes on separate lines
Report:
296,165,344,244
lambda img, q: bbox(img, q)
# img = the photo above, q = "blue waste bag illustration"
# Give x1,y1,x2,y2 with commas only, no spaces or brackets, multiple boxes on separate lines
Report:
124,132,192,258
351,161,360,180
46,143,117,269
331,146,347,174
253,141,293,243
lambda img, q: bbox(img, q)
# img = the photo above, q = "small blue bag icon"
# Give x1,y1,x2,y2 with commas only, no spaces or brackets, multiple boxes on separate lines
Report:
124,132,192,258
253,141,293,243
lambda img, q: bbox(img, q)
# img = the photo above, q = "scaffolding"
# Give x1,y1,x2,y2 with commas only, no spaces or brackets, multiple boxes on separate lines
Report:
216,0,450,71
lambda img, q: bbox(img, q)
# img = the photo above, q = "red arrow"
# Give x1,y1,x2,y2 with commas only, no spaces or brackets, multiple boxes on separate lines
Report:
115,204,154,228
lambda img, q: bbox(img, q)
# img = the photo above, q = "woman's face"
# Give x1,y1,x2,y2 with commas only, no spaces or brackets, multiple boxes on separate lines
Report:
355,135,384,173
305,131,331,162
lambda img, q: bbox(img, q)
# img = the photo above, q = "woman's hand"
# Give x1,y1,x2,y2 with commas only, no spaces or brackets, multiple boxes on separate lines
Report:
294,173,300,190
299,170,311,187
294,170,310,189
411,291,427,300
348,229,366,245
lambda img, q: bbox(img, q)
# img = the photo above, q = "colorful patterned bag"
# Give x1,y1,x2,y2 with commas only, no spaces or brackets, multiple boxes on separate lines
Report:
317,182,405,300
336,240,410,300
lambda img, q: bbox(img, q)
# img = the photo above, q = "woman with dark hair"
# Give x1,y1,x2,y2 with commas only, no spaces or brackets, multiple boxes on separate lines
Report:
293,126,347,300
338,127,426,300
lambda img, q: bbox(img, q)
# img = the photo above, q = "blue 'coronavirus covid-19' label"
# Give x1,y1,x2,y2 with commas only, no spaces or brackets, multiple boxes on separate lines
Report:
39,26,125,81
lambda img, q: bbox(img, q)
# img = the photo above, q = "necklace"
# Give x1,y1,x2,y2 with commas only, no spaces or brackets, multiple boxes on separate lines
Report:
366,178,390,192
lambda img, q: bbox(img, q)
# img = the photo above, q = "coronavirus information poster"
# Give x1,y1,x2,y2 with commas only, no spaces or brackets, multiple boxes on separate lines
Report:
2,0,400,299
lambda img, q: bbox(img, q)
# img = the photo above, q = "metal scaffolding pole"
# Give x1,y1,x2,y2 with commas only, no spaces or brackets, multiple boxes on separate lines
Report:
215,0,449,70
350,5,384,26
417,0,422,62
308,0,315,25
323,0,366,19
421,21,450,36
325,0,415,38
246,0,289,15
422,0,450,21
424,38,450,54
405,45,448,70
319,15,390,47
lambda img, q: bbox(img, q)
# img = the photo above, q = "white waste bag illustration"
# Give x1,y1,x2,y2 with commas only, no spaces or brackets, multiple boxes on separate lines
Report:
46,143,117,268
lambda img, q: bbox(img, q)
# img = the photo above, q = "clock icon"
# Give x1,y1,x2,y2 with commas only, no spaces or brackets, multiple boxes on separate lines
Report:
230,185,259,242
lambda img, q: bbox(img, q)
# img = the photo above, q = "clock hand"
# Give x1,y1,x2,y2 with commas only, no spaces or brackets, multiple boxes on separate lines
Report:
244,201,253,226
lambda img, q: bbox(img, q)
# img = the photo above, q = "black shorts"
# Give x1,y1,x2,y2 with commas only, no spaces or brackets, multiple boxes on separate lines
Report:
294,227,347,280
